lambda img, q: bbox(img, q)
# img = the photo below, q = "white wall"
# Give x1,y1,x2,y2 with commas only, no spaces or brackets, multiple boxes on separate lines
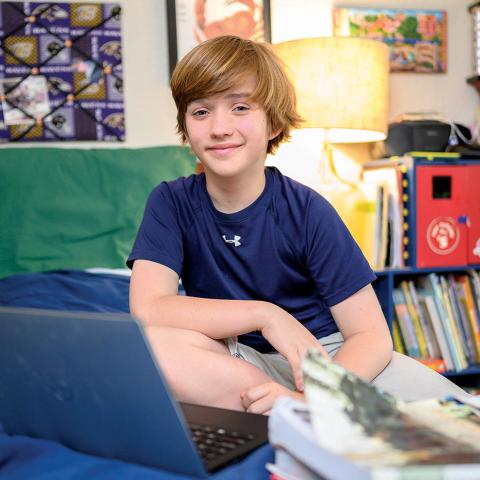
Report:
1,0,477,149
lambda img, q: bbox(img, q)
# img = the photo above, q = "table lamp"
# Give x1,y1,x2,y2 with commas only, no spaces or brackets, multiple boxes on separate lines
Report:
273,37,389,187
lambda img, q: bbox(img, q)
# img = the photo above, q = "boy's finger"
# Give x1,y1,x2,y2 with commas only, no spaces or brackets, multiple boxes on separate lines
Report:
246,395,274,415
294,368,303,392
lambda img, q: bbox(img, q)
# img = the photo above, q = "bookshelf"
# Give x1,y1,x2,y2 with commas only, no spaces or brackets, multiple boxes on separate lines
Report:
365,155,480,384
373,267,480,380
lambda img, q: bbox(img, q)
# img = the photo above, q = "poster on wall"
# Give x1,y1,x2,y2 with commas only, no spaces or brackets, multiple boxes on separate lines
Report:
334,7,447,73
166,0,271,75
0,2,125,143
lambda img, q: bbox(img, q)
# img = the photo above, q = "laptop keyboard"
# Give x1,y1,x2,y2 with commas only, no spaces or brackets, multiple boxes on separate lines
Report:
189,423,256,462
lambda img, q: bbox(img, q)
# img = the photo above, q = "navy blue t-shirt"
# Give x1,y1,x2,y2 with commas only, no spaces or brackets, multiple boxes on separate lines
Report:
127,167,375,352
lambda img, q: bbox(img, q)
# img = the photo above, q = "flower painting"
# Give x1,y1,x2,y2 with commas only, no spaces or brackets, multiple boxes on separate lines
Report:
334,8,447,73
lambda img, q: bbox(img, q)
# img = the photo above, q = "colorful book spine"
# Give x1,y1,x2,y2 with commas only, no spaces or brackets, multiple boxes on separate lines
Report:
439,275,468,370
392,288,420,358
469,270,480,328
400,280,427,358
446,275,475,364
421,294,454,371
450,274,478,364
455,274,480,363
426,273,464,372
392,317,406,355
407,280,438,359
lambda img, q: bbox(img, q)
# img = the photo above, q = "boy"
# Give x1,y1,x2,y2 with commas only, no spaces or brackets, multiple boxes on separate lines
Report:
127,36,467,414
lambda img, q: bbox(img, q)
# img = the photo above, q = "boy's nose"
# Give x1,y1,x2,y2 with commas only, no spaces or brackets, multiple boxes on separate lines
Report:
210,112,233,137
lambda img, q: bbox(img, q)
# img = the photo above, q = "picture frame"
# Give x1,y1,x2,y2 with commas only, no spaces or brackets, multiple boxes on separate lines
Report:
166,0,271,75
334,7,447,73
0,1,125,143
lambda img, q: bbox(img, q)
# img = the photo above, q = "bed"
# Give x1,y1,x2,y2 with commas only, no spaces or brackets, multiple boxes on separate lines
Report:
0,146,273,479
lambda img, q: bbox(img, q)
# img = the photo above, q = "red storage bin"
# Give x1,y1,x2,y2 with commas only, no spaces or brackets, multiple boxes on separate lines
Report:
416,165,470,267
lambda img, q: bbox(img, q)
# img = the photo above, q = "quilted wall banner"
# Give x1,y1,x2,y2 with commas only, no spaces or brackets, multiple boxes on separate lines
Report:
0,2,125,142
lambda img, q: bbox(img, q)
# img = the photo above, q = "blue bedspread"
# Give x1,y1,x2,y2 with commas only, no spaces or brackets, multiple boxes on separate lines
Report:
0,270,272,479
0,270,131,313
0,423,273,480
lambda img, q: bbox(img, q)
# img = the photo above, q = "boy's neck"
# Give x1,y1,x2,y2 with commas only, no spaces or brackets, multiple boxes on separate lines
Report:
205,168,267,214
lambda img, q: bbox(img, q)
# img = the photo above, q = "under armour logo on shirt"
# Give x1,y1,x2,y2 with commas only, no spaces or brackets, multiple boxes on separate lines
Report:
222,235,241,247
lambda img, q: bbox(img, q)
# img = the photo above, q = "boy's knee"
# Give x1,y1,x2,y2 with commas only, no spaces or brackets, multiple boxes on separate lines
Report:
372,352,467,401
144,325,228,357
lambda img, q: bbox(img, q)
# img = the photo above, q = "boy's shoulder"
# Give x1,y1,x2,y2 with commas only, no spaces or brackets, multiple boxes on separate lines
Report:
147,173,205,220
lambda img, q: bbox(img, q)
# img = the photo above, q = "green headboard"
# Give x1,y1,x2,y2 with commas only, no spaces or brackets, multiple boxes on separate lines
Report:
0,146,196,279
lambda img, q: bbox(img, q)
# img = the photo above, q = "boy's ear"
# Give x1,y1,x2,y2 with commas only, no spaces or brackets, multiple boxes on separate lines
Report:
268,128,281,141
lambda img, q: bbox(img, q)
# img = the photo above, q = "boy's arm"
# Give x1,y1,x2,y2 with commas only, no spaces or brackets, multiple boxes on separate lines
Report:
242,284,393,414
130,259,268,338
130,259,326,389
330,284,393,381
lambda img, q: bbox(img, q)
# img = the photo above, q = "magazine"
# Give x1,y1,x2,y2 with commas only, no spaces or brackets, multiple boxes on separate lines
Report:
268,352,480,480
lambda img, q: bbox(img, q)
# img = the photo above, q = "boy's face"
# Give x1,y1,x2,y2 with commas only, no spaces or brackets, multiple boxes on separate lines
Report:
185,75,277,179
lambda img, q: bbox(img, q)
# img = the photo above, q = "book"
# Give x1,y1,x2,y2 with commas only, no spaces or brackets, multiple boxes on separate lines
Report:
420,295,452,370
468,270,480,334
448,274,477,364
418,274,463,371
439,275,468,370
454,274,480,362
268,352,480,480
392,287,420,358
417,356,446,373
407,279,439,359
392,316,406,355
401,280,428,358
375,181,389,270
363,164,405,268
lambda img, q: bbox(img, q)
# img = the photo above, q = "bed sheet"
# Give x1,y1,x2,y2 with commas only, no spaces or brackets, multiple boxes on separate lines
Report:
0,269,131,313
0,270,271,479
0,423,273,479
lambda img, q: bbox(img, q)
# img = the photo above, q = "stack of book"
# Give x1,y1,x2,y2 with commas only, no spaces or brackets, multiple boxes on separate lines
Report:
361,159,409,270
392,271,480,373
267,352,480,480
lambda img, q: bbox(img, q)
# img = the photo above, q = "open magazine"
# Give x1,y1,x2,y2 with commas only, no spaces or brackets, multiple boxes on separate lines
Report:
268,352,480,480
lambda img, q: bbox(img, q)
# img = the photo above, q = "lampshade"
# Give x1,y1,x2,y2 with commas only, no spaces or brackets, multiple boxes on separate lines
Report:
273,37,389,143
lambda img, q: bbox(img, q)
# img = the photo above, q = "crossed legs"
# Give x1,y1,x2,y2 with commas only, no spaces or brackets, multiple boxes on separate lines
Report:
144,326,273,411
145,327,469,412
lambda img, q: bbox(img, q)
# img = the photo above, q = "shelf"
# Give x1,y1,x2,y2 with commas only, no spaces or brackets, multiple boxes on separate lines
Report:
372,265,480,383
444,364,480,378
375,265,480,276
367,158,480,384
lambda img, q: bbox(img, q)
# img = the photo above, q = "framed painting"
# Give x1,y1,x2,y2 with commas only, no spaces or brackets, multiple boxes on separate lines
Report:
334,7,447,73
166,0,271,75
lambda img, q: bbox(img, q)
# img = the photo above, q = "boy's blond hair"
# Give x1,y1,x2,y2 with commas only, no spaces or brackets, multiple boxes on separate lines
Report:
170,35,302,155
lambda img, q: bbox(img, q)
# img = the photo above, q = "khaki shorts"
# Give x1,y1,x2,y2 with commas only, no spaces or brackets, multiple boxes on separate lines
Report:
224,332,344,391
224,332,469,401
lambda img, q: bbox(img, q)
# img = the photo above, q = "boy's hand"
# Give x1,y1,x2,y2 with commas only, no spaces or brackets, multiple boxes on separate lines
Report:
240,382,304,415
260,306,328,391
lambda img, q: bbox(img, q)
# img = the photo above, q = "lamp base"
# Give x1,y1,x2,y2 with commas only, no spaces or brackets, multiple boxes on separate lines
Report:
318,141,357,192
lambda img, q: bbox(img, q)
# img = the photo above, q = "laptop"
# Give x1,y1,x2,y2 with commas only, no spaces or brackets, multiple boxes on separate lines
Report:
0,307,268,478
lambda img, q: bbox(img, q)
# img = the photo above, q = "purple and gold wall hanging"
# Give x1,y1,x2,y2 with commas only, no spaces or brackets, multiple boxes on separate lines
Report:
0,2,125,142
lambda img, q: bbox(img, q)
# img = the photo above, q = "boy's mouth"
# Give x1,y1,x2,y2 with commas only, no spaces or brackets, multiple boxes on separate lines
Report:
207,143,242,154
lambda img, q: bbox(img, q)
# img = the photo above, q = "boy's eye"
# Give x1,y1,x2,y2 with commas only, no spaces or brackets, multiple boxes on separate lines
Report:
233,105,249,112
192,109,209,117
